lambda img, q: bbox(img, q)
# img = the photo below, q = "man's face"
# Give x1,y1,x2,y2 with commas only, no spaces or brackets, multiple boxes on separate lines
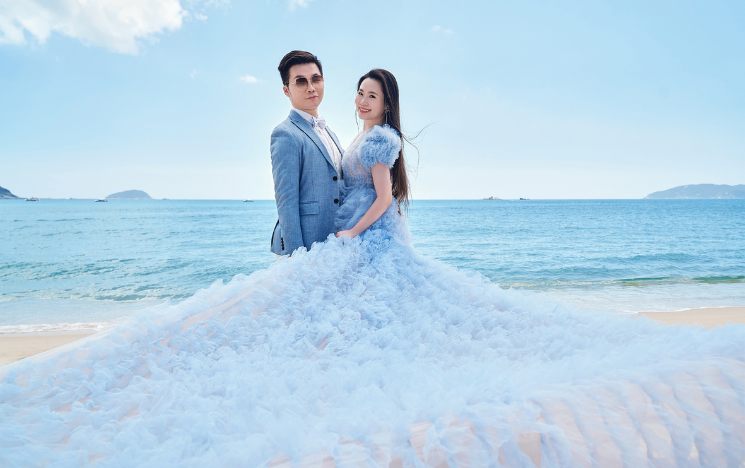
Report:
283,63,324,116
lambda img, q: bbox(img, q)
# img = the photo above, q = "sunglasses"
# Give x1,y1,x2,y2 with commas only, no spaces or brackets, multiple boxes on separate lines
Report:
286,75,324,92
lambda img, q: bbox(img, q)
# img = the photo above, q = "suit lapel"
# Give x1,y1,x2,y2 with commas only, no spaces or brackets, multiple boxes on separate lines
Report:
289,111,336,172
326,127,344,178
326,127,344,157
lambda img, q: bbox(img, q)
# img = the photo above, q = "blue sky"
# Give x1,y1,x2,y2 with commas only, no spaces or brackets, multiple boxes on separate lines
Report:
1,0,743,199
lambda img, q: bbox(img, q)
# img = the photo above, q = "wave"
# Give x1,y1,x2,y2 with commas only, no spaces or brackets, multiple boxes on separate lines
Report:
0,292,187,303
502,275,745,289
0,322,113,334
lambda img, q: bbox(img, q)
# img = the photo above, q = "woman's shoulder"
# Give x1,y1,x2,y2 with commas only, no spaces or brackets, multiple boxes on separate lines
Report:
359,125,402,155
362,124,401,144
358,125,402,169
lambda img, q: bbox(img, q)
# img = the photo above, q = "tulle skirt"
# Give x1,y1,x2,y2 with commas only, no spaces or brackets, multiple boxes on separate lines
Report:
1,209,744,467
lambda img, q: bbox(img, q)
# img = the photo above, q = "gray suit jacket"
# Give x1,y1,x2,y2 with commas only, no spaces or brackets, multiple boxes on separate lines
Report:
270,110,344,255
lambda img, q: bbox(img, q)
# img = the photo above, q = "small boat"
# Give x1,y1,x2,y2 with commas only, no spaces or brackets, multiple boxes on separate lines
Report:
519,198,530,201
242,199,254,202
26,197,39,202
95,198,107,202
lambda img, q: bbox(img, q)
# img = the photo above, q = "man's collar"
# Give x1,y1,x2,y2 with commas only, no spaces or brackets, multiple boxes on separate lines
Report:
291,107,322,124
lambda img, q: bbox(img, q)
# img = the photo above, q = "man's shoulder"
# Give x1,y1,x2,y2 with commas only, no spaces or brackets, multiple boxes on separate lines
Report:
272,114,305,138
271,115,306,156
272,115,294,133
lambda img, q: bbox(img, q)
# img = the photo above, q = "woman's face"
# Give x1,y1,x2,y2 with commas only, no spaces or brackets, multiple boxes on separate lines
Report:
355,78,386,124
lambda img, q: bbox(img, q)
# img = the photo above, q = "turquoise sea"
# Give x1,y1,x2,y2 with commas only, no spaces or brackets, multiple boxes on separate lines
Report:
1,199,743,332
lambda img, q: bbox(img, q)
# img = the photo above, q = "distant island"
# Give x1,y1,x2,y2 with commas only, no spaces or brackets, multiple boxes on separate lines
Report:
482,196,501,200
645,184,745,199
106,190,152,199
0,185,20,199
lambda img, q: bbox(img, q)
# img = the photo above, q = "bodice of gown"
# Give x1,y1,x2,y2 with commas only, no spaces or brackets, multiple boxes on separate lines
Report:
341,135,373,188
335,125,409,242
341,124,400,189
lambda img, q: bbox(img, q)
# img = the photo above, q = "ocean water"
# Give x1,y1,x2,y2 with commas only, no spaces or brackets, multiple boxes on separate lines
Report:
1,199,743,331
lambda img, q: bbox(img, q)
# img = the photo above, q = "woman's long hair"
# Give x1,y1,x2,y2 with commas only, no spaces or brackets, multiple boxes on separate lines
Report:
357,69,411,211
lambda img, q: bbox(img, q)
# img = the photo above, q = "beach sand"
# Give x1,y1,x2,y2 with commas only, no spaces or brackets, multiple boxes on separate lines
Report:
0,307,743,367
0,331,96,366
639,306,745,328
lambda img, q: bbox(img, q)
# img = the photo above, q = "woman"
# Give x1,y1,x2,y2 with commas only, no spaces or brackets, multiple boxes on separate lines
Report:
334,69,409,242
1,70,744,467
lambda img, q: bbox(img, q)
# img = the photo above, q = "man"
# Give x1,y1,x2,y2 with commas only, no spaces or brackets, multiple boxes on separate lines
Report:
270,50,344,256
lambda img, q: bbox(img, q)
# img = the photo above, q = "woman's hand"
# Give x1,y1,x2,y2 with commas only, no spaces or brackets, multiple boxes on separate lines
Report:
336,230,356,238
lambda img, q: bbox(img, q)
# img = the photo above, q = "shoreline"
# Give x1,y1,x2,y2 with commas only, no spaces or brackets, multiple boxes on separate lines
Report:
1,307,743,367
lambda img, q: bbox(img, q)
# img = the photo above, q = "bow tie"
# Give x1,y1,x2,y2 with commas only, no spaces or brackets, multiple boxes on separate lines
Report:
311,116,326,130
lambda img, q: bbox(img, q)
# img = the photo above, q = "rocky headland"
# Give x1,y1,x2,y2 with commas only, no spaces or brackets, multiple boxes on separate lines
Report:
0,186,20,199
106,190,152,199
645,184,745,199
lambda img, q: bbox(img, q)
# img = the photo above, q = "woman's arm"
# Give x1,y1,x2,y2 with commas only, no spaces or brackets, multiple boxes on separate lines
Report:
336,163,393,238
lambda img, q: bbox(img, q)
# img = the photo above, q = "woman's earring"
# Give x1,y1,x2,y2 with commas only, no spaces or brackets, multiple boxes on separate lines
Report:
384,108,389,125
355,109,359,133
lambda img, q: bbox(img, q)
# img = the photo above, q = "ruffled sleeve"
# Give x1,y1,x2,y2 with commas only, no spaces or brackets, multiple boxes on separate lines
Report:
358,125,402,170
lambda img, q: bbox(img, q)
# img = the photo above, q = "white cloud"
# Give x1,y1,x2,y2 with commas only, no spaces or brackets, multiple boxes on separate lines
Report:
193,12,208,21
431,25,453,35
238,74,260,84
0,0,186,54
200,0,230,7
190,69,199,79
289,0,313,10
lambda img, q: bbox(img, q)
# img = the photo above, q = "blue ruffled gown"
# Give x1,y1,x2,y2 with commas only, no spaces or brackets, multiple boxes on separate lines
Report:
1,125,744,467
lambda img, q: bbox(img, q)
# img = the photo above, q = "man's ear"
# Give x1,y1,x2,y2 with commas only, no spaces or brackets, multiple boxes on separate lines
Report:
283,86,291,98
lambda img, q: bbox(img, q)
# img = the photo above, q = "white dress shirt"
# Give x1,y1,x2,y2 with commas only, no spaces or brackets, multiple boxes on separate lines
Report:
292,108,343,175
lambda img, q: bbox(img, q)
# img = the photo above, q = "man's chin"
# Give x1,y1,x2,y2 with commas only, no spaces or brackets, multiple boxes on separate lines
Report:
302,102,322,111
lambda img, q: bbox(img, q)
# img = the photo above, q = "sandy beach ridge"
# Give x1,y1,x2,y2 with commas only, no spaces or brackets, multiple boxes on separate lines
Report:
0,331,97,366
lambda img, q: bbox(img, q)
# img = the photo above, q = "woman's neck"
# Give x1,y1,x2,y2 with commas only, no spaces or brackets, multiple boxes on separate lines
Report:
362,119,383,132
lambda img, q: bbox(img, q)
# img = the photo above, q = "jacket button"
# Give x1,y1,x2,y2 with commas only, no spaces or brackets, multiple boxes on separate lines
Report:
333,176,338,181
334,199,339,204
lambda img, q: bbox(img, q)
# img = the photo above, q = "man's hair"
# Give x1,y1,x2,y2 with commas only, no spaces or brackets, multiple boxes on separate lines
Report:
278,51,323,85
